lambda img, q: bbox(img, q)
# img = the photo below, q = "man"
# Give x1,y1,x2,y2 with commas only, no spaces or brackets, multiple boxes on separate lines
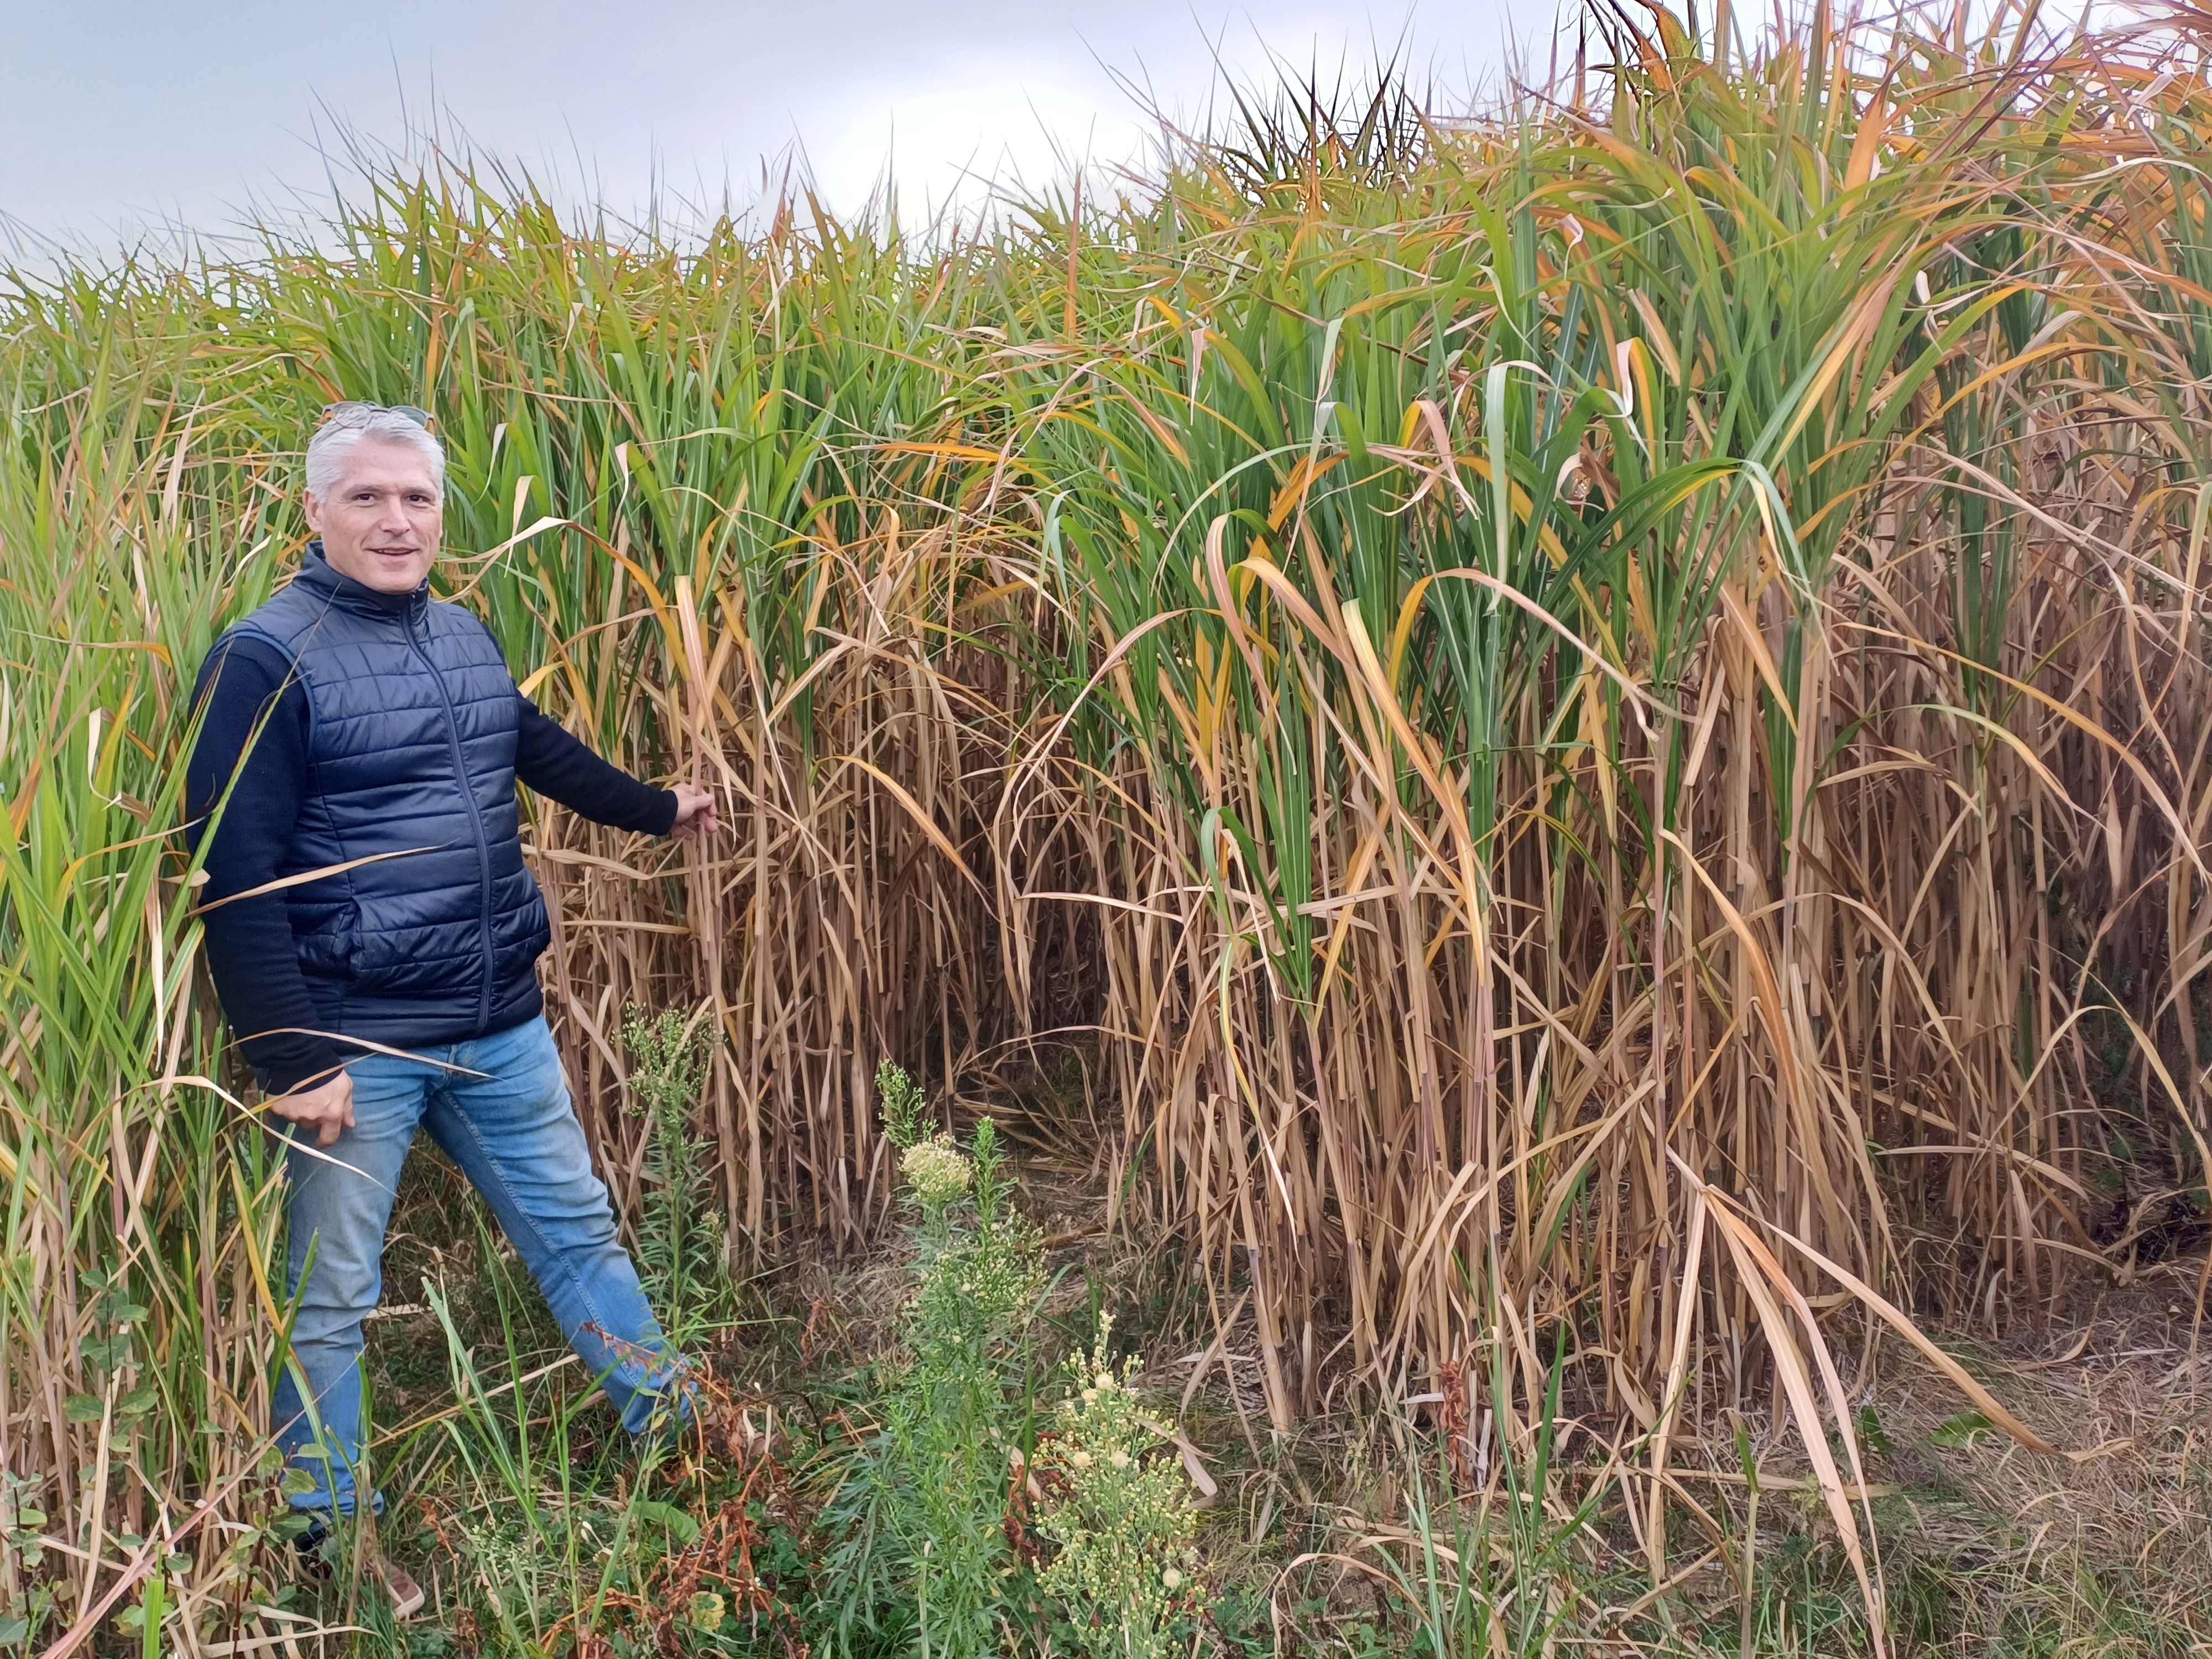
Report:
186,403,716,1617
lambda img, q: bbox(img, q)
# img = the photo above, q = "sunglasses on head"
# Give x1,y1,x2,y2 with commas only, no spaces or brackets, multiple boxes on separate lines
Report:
321,401,433,428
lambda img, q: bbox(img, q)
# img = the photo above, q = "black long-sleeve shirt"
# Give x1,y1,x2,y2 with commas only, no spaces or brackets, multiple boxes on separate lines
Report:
186,633,676,1093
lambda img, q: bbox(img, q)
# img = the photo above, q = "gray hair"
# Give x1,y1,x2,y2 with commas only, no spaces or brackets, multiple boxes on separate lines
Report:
305,408,446,501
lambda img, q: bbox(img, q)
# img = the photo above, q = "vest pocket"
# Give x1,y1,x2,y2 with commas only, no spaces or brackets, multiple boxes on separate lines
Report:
346,919,488,1000
492,888,552,987
290,902,358,979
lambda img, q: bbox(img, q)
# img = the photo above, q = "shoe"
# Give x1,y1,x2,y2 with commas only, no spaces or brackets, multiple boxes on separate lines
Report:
371,1553,426,1621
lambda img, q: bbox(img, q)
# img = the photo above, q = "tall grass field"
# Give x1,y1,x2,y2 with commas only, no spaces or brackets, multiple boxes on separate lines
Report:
6,2,2212,1651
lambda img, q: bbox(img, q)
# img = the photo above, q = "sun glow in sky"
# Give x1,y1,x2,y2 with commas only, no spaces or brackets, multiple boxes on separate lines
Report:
2,0,1542,255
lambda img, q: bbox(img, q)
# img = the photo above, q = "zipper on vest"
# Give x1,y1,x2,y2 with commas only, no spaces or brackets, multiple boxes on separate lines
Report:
408,605,498,1034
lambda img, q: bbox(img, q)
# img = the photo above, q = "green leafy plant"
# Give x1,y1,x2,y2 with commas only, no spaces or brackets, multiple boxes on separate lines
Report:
1034,1314,1199,1659
0,1472,51,1645
623,1006,731,1342
817,1063,1047,1657
1929,1410,1996,1451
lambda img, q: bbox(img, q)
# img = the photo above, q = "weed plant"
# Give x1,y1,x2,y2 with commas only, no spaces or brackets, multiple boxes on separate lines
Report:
818,1066,1048,1657
623,1006,732,1344
1032,1316,1199,1659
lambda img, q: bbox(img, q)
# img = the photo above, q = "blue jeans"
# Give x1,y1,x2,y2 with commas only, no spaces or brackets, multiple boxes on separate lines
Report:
272,1016,682,1516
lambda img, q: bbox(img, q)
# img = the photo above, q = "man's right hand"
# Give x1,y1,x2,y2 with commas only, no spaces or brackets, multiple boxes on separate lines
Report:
269,1069,354,1147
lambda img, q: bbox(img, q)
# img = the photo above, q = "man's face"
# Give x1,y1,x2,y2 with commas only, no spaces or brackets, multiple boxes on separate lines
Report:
304,437,443,594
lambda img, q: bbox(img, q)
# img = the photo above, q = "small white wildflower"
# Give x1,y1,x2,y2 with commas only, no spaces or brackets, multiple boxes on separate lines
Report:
1162,1568,1183,1590
1109,1449,1130,1469
1068,1449,1093,1469
1081,1388,1097,1405
1094,1371,1115,1391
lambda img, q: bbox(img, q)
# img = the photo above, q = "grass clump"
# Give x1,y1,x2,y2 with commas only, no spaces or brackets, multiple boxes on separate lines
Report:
1357,1350,1605,1659
380,1201,806,1656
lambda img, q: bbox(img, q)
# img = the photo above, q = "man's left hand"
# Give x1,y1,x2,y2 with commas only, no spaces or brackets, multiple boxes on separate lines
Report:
671,781,718,839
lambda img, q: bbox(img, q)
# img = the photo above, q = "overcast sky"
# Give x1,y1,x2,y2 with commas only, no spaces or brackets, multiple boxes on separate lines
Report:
2,0,1545,258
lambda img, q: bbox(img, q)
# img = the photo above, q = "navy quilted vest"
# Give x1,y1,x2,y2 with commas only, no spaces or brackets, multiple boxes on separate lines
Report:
227,543,550,1048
